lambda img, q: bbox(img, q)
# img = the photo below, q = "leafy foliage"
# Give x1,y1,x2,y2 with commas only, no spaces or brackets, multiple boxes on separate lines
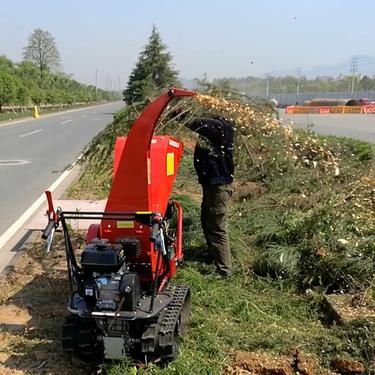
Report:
221,74,375,96
23,28,62,75
123,25,179,104
0,70,16,111
76,86,375,294
69,87,375,373
0,55,119,111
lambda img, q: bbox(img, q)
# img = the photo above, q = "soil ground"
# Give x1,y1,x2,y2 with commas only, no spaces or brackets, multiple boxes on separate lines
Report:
0,236,93,375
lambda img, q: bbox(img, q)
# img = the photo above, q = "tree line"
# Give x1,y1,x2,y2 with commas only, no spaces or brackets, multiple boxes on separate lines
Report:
0,29,119,112
219,75,375,97
120,25,375,106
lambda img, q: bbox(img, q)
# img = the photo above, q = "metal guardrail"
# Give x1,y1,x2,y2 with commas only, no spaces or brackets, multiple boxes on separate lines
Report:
264,91,375,107
285,104,375,114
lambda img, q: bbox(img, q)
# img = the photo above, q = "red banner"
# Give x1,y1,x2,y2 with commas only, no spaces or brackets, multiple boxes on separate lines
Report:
363,105,375,114
319,107,330,114
285,106,295,114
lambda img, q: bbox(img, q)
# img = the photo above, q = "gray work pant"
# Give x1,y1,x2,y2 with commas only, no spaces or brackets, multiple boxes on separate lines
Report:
201,184,233,276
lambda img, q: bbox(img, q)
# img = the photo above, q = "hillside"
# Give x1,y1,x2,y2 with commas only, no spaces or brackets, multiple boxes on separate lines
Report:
69,91,375,373
1,90,375,374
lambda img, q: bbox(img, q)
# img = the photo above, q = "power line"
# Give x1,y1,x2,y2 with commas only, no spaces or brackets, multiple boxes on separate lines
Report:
296,67,302,97
264,73,271,97
95,69,98,100
350,57,358,93
0,10,30,33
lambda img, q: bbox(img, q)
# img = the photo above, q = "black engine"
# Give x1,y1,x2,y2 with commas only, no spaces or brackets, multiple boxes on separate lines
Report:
81,238,124,273
79,239,141,312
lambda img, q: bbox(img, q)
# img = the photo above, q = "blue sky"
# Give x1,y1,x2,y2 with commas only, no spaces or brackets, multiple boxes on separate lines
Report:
0,0,374,88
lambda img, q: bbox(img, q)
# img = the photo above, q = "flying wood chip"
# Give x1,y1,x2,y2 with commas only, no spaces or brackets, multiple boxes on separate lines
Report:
194,93,338,171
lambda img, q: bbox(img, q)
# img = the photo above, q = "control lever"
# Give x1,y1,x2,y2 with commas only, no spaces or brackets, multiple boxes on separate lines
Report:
45,223,56,253
42,190,60,253
150,214,162,243
42,220,55,240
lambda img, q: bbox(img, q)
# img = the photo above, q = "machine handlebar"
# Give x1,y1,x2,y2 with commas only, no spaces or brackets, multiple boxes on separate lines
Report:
150,221,159,243
42,220,55,240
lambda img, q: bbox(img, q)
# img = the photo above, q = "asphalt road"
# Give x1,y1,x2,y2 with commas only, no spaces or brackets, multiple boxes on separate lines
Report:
278,109,375,142
0,102,124,236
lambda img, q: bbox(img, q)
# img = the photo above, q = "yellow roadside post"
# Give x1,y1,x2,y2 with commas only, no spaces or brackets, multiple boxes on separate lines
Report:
32,106,40,119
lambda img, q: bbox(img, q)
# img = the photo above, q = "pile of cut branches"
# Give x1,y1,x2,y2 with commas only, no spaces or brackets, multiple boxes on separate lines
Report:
71,90,375,292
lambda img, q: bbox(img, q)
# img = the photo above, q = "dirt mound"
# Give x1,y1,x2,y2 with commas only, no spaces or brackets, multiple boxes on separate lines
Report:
293,350,316,375
323,294,375,325
0,304,31,333
224,352,294,375
331,359,365,374
233,181,265,202
0,236,90,375
224,351,341,375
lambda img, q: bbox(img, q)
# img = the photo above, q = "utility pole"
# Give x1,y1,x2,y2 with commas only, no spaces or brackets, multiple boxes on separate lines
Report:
118,76,121,92
296,67,302,104
95,69,98,101
350,57,358,93
265,73,271,97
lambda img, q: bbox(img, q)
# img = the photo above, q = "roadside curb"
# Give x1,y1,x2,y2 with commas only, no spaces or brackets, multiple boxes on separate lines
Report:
0,159,82,277
0,101,122,128
0,231,34,282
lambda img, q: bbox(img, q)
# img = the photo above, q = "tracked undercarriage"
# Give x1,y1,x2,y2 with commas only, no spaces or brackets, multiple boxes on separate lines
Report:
41,88,197,363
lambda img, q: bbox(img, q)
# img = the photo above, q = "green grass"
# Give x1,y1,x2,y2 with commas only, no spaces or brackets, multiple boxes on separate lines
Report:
0,103,101,123
106,265,344,374
71,146,375,374
0,110,33,122
69,98,375,373
103,192,375,374
103,194,361,374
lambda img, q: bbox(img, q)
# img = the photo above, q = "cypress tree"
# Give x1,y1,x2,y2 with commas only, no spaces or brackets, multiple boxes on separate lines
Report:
123,26,179,104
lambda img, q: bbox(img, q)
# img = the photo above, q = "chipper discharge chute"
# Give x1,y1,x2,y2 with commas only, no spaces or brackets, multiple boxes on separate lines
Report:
41,88,196,363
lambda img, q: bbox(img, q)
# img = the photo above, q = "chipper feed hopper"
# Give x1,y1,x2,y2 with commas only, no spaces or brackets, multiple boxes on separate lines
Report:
41,88,196,363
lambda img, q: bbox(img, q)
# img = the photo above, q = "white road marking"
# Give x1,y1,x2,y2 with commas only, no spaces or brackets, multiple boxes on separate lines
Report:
0,160,31,166
0,155,82,250
19,129,43,138
90,118,101,121
60,119,73,125
81,114,87,118
0,102,120,129
92,111,97,114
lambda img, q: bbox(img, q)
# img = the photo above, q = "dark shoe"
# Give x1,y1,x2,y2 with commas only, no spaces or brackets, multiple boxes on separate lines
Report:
215,268,232,279
216,266,232,278
198,248,214,264
204,253,215,264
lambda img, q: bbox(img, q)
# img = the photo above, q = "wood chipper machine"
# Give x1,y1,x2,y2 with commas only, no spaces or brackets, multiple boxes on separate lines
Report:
41,88,196,363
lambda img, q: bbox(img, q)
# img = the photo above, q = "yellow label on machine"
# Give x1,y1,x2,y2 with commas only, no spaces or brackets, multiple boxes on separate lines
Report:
117,221,134,229
166,153,174,176
147,157,151,184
